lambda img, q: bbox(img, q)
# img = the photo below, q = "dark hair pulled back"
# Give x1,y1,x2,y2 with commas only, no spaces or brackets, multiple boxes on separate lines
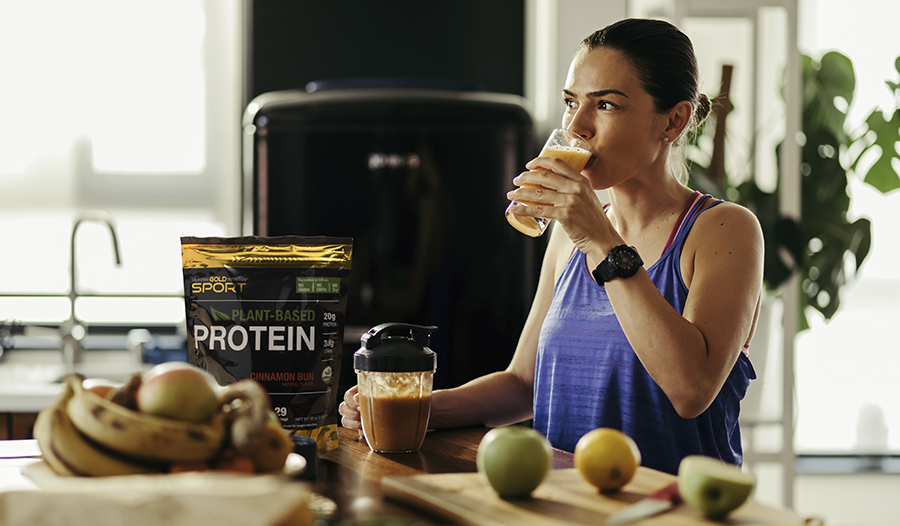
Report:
581,18,711,128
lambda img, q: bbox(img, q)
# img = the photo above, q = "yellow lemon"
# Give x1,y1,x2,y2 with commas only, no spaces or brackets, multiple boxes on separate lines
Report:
574,428,641,491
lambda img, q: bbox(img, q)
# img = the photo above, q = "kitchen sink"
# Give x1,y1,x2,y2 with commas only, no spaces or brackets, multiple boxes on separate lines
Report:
0,346,154,413
1,348,148,383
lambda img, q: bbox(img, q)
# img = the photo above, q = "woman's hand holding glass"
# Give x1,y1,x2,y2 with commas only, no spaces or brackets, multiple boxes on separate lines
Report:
505,129,592,237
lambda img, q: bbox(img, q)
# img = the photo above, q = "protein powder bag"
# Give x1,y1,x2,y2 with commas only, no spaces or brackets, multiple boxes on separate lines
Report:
181,235,352,450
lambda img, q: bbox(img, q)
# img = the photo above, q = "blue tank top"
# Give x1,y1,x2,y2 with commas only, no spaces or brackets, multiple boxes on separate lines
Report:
533,193,756,475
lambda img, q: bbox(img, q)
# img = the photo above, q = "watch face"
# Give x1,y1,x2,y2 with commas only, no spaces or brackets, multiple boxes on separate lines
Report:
593,245,643,284
611,246,643,277
613,248,639,269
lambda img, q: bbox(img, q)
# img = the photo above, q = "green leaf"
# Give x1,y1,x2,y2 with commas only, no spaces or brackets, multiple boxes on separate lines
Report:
819,51,856,106
802,128,851,217
210,307,231,321
849,217,873,270
861,108,900,192
804,51,855,143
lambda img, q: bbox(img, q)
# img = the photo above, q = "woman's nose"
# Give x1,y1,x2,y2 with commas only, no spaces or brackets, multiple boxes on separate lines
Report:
565,111,594,141
569,127,591,142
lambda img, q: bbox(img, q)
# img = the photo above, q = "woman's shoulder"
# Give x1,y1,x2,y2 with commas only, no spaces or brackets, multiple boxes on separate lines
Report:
699,199,762,230
689,199,764,251
679,198,764,289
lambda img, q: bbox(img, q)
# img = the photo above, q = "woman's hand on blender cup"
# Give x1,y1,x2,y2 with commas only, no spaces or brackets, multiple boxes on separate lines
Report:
339,385,364,438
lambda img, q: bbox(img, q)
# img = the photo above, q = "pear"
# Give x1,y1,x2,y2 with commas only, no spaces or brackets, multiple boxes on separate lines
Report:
677,455,756,520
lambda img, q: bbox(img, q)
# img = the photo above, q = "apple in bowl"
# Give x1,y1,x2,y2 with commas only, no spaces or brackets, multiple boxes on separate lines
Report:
136,363,220,423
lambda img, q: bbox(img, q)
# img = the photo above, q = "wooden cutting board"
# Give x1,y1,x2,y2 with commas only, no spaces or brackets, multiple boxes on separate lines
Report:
382,467,803,526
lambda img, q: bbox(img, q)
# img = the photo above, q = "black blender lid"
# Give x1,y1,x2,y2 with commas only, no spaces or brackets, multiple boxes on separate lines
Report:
353,323,438,372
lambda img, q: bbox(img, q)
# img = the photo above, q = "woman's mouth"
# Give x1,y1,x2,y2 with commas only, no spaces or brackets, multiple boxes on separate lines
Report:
584,155,597,170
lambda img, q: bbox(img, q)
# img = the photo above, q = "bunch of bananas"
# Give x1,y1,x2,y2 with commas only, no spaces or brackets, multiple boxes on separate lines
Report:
34,372,294,477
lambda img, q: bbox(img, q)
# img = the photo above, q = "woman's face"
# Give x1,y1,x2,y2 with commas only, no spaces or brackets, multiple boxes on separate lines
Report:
561,47,669,190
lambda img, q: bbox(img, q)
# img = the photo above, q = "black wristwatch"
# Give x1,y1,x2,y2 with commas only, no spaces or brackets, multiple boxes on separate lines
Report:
592,245,643,285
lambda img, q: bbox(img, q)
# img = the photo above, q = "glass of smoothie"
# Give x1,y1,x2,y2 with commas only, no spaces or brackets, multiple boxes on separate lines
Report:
354,323,437,453
506,128,592,237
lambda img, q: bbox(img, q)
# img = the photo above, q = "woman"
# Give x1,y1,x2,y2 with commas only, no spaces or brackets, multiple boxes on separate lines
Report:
340,18,763,475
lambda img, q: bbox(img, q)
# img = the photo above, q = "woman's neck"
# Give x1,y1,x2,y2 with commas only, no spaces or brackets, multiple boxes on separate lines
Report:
606,179,693,241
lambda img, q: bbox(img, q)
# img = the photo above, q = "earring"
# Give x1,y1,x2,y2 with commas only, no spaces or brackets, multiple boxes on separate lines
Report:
663,136,670,143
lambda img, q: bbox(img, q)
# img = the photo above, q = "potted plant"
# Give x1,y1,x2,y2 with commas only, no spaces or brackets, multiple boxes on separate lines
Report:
689,51,900,330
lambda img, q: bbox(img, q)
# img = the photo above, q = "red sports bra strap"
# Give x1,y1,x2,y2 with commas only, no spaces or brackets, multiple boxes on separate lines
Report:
587,193,711,260
662,191,703,254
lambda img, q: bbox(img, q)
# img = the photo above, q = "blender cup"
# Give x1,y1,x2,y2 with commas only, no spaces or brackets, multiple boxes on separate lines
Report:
354,323,438,453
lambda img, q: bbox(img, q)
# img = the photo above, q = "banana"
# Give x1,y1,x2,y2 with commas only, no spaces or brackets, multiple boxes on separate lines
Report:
249,420,293,472
219,379,271,456
34,381,165,476
33,400,76,476
65,375,226,464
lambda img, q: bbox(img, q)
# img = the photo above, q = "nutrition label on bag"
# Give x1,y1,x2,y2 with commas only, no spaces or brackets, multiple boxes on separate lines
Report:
296,276,342,294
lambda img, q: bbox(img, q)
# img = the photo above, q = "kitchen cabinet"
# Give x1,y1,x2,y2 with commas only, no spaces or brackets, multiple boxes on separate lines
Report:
0,413,37,440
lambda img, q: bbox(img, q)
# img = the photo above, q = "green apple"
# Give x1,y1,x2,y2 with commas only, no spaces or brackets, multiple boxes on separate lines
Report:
678,455,756,520
476,426,552,499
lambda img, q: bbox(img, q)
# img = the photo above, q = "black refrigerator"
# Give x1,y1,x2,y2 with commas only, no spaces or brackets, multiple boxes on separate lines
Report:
242,81,544,397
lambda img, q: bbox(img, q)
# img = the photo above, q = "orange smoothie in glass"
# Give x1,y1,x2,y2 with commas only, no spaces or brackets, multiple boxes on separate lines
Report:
506,141,592,237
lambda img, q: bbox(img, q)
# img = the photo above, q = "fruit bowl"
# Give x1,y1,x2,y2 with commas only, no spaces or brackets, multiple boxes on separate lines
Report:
66,375,227,463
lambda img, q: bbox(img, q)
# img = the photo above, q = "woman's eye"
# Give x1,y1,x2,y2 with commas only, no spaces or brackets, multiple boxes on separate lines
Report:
598,100,616,110
564,99,577,109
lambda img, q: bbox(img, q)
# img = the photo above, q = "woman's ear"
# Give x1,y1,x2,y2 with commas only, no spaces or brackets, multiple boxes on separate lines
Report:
665,100,694,140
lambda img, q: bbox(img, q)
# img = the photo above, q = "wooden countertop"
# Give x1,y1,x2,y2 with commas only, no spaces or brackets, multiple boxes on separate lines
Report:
315,427,501,523
317,427,805,525
0,427,806,525
320,426,574,480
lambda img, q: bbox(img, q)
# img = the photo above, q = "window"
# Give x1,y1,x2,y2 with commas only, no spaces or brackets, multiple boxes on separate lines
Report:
0,0,241,326
0,1,206,177
794,0,900,453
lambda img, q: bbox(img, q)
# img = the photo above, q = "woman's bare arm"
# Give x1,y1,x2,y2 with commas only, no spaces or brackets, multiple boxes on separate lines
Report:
601,203,764,418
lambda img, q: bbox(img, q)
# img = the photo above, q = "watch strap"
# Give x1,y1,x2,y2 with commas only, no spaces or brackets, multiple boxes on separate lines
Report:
593,258,618,284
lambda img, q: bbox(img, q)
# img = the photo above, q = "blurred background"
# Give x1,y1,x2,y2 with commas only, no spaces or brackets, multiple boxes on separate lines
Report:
0,1,898,522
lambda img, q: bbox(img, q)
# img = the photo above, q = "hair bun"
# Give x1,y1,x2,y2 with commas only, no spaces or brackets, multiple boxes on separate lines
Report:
695,93,712,125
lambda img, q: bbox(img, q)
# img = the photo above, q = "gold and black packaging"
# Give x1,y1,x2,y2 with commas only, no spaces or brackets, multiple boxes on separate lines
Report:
181,236,352,450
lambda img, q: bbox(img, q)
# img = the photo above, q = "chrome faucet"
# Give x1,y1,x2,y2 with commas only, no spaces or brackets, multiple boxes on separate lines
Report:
63,211,122,371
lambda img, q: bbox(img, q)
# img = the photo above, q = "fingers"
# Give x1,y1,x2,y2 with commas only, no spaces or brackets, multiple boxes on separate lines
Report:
525,156,584,180
507,169,574,211
513,157,585,194
338,385,361,430
340,409,361,430
344,384,359,405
